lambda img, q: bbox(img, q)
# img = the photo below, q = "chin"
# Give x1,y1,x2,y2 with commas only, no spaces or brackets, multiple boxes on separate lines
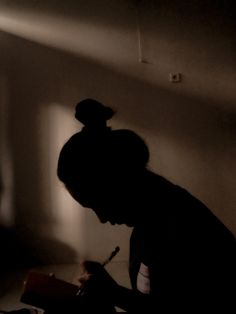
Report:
109,220,122,226
126,222,134,227
107,217,134,226
115,220,134,227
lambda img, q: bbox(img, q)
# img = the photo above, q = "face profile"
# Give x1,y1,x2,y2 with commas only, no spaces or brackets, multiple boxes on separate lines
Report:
57,98,149,226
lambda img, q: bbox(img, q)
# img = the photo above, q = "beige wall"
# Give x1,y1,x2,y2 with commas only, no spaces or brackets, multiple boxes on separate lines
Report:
0,0,235,264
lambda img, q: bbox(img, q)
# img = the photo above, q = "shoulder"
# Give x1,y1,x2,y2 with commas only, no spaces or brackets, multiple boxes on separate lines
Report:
143,172,236,251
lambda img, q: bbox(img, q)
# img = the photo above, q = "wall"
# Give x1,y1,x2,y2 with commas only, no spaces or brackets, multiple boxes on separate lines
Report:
0,0,235,264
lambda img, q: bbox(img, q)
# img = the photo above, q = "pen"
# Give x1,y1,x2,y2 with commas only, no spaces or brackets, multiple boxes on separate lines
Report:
76,246,120,296
102,246,120,267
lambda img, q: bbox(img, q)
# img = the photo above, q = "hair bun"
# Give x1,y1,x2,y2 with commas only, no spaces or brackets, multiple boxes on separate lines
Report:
75,99,115,128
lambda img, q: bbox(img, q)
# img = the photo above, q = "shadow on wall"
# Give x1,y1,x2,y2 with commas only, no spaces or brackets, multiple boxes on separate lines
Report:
0,13,235,265
0,225,78,297
0,226,78,266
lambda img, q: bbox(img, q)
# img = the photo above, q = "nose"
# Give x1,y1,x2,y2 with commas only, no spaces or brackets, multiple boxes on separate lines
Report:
92,207,109,223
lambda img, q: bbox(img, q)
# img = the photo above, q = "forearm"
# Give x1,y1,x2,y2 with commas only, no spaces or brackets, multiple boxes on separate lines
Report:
114,285,151,312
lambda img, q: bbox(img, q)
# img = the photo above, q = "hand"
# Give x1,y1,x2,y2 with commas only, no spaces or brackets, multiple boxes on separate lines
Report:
78,261,119,301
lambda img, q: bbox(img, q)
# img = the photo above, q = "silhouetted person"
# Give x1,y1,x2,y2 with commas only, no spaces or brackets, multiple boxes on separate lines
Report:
57,99,236,313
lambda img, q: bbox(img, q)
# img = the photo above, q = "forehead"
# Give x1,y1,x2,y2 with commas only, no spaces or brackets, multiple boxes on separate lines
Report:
66,181,114,207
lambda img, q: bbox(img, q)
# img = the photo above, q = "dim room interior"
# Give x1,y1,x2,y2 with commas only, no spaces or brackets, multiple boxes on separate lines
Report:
0,0,235,311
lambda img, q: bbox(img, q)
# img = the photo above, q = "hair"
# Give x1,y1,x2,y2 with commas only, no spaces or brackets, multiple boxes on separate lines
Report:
57,99,149,189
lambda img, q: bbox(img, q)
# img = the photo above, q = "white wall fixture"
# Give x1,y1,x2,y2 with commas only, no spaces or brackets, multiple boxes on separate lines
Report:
169,72,181,83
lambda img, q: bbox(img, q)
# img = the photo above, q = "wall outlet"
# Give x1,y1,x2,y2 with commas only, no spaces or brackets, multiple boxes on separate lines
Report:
169,73,181,83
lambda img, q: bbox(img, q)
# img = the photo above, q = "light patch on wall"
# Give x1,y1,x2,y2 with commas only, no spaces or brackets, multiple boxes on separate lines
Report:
0,75,14,226
0,5,134,69
38,103,89,257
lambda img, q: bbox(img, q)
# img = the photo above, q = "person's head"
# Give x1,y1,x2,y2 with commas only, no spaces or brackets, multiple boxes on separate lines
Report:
57,98,150,226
